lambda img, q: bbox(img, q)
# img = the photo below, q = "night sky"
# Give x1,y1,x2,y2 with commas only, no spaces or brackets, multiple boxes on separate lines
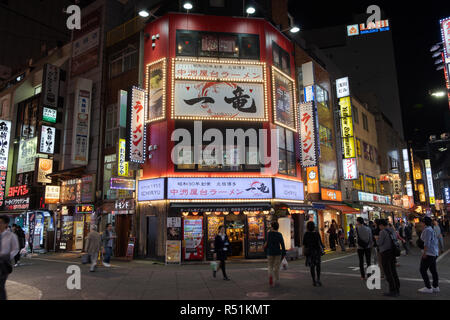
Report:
290,0,450,149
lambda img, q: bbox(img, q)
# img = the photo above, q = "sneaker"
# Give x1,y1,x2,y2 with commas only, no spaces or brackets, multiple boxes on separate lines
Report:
103,262,111,267
223,277,230,281
433,287,440,293
418,287,434,294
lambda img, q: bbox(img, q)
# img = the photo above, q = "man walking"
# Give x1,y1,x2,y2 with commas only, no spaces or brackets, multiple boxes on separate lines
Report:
12,225,26,266
433,220,444,254
101,223,115,267
376,219,400,297
355,217,373,280
85,225,102,272
418,217,440,294
398,221,409,255
0,216,19,300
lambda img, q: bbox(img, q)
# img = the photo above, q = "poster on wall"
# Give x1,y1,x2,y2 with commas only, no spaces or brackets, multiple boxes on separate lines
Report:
147,59,166,122
165,240,181,264
0,120,11,171
40,125,56,154
37,158,53,184
167,217,181,241
127,86,146,164
71,78,92,165
17,137,37,174
299,102,318,167
272,67,296,131
41,64,60,109
173,81,265,121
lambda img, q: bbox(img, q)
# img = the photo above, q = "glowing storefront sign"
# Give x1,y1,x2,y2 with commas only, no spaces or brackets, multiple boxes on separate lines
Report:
425,159,436,205
274,178,304,201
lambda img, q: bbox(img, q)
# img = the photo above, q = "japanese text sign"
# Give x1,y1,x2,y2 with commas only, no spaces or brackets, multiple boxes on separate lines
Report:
138,178,165,201
299,102,318,167
127,86,146,164
0,120,11,171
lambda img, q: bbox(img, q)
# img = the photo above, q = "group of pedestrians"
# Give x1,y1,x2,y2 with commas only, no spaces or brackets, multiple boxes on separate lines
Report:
84,223,116,272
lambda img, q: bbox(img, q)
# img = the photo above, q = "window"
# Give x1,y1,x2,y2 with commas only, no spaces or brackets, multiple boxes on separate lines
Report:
278,127,296,176
363,141,370,160
176,31,259,60
356,138,362,158
109,46,138,78
105,104,119,149
316,85,329,109
362,113,369,131
319,125,333,148
366,176,376,193
272,42,290,74
353,174,364,191
353,106,359,124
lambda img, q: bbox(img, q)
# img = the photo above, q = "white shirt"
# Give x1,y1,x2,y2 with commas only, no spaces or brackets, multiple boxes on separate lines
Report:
0,230,20,261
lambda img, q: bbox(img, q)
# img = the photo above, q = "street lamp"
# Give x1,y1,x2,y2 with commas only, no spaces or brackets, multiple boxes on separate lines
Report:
430,90,446,98
183,2,193,10
290,26,300,33
138,10,149,18
246,6,256,15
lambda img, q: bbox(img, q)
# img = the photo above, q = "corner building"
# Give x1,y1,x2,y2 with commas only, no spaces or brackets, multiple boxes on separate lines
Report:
138,13,306,261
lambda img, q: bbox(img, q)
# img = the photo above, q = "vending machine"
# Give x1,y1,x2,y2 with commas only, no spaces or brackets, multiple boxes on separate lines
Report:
183,217,204,261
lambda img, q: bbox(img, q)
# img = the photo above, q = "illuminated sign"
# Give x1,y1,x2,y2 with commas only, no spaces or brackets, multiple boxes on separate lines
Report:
45,185,60,204
343,158,358,180
167,177,272,200
118,139,128,177
147,58,166,123
425,159,436,205
127,86,146,164
41,64,60,109
40,125,56,154
0,120,11,171
347,20,390,37
444,187,450,204
43,107,57,123
4,197,30,210
71,78,92,165
347,24,359,36
402,149,410,173
76,204,94,214
138,178,165,201
339,97,357,159
0,171,6,206
37,158,53,184
321,188,342,202
115,199,135,210
336,77,350,98
358,192,390,204
8,185,30,198
299,102,318,167
304,86,315,102
272,67,297,132
307,167,320,193
406,181,413,197
110,178,136,191
440,17,450,61
274,178,304,201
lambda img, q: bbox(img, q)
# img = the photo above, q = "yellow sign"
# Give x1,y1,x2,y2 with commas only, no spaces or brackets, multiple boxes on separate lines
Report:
341,117,354,138
343,137,356,158
339,97,352,117
118,139,129,177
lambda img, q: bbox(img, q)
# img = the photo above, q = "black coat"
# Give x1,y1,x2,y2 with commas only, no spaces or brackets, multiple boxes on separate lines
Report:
213,234,231,260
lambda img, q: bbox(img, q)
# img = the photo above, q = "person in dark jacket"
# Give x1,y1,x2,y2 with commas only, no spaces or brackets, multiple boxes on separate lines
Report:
327,220,337,251
212,226,230,280
265,221,286,287
303,221,324,287
348,224,356,248
12,225,25,266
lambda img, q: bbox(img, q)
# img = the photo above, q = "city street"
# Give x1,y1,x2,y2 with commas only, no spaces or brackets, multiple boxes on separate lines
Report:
6,238,450,300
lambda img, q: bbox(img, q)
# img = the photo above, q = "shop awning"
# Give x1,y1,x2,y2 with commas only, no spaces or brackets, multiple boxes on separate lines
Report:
170,203,271,212
343,201,363,210
47,166,87,180
376,204,405,213
326,204,360,214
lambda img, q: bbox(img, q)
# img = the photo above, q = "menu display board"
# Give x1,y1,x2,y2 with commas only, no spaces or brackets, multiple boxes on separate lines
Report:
167,217,181,240
206,216,224,260
247,216,265,256
165,240,181,264
183,217,203,261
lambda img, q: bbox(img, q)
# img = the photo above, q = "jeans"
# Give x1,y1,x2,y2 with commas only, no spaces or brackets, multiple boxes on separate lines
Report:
0,273,7,300
381,250,400,293
357,248,372,278
420,255,439,289
103,247,112,263
267,255,282,282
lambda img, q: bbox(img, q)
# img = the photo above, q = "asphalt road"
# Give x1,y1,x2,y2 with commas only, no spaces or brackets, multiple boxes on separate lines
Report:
5,238,450,300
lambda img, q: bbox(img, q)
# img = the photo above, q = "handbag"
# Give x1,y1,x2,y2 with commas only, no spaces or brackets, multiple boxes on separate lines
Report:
356,227,369,248
387,229,401,257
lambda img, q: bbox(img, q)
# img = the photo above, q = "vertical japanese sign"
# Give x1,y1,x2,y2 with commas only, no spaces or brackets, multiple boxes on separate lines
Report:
40,125,55,154
127,86,146,164
342,158,357,180
0,171,6,206
118,139,128,177
71,78,92,166
0,120,11,171
41,64,60,109
43,107,57,123
118,90,128,129
440,17,450,61
299,102,318,167
336,77,350,99
17,137,37,174
425,159,436,205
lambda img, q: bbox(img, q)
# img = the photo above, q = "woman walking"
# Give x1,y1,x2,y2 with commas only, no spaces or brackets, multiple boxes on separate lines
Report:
338,225,346,252
303,221,324,287
327,220,338,251
212,226,230,280
348,224,356,248
265,221,286,287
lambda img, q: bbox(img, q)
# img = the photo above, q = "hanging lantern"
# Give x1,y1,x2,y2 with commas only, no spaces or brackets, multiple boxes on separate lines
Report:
214,211,221,216
263,211,269,215
205,212,212,215
182,212,189,217
223,211,229,216
233,211,240,215
192,211,199,216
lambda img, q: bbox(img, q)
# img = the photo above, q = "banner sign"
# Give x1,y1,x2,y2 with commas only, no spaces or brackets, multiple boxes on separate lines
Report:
343,158,358,180
17,137,37,174
336,77,350,98
358,191,390,204
110,178,136,191
0,171,6,206
37,158,53,184
272,67,297,131
43,107,57,123
118,139,128,177
173,81,265,121
41,64,60,109
127,86,146,164
274,178,304,201
71,78,92,165
137,178,165,201
299,102,318,167
440,17,450,60
306,166,320,193
40,125,55,154
0,120,11,171
45,185,60,204
4,197,30,210
425,159,436,205
167,177,272,200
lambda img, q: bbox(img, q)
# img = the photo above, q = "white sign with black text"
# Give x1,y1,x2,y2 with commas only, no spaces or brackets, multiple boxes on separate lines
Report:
138,178,165,201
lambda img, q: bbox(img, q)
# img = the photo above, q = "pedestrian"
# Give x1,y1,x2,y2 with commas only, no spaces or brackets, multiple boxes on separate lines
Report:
303,221,324,287
405,222,413,247
337,225,346,252
212,225,230,281
433,220,444,254
12,225,25,267
376,219,400,297
0,216,19,300
372,219,384,277
85,225,102,272
398,221,409,255
264,221,286,287
418,217,440,294
356,217,373,280
327,220,337,251
348,224,356,248
101,223,115,267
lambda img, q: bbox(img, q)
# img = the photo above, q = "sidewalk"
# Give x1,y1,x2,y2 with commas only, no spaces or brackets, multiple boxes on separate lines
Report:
5,280,42,300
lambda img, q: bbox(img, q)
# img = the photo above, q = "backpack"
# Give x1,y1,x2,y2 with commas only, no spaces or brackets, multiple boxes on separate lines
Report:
387,229,401,257
356,226,369,249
